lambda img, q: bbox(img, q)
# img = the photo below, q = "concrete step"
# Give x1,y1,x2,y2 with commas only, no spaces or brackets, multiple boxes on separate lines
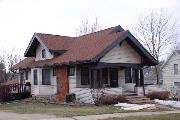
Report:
126,97,150,100
128,100,153,104
125,96,152,104
123,92,137,96
125,96,148,99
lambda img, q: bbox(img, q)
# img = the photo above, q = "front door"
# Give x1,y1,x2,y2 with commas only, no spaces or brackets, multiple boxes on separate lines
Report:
110,68,118,87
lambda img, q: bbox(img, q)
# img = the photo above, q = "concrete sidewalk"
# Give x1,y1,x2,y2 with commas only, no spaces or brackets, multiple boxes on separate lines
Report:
41,110,180,120
0,111,56,120
0,110,180,120
71,110,180,120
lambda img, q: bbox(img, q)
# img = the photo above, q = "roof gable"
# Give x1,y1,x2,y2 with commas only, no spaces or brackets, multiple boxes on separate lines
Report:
100,41,142,63
161,50,180,69
36,33,74,51
93,31,158,66
24,33,74,57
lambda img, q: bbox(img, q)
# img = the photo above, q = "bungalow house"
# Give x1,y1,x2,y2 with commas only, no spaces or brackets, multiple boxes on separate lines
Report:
13,26,158,103
161,50,180,91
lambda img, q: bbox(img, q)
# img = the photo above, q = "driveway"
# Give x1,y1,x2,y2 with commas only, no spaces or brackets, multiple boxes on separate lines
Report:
0,110,180,120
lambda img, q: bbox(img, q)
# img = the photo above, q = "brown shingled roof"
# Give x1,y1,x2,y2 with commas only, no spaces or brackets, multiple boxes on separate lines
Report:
36,33,75,51
13,57,35,69
13,25,158,69
15,26,124,68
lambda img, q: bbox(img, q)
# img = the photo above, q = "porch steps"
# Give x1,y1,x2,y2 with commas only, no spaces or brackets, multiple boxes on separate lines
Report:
125,96,153,104
122,88,137,96
123,92,137,96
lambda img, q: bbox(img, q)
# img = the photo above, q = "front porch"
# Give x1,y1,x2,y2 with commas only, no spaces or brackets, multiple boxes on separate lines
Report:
81,63,144,93
69,63,146,103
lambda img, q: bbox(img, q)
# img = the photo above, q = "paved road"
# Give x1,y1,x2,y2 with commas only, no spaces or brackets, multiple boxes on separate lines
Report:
0,110,180,120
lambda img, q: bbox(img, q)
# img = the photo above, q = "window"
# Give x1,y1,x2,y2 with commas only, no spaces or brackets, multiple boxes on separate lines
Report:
174,64,178,74
20,72,24,84
33,69,38,85
53,68,57,76
174,82,180,87
81,68,89,85
42,69,50,85
42,49,46,58
25,71,28,80
125,68,137,83
68,66,75,76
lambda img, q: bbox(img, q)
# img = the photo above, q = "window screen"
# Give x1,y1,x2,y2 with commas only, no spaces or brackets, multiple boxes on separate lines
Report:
42,69,51,85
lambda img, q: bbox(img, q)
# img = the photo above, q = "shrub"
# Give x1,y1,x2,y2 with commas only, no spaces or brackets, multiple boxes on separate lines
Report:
97,95,126,105
146,91,169,100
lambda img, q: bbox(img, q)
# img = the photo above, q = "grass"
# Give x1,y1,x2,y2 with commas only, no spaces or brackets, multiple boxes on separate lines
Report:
0,102,122,117
100,114,180,120
0,101,174,117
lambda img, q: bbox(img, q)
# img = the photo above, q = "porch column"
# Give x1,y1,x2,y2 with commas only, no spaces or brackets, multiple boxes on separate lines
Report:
140,68,145,96
140,68,144,86
99,69,103,88
107,68,110,86
89,69,92,88
135,68,140,87
93,69,98,88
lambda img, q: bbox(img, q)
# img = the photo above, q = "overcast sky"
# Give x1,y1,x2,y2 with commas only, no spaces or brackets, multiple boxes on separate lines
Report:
0,0,179,56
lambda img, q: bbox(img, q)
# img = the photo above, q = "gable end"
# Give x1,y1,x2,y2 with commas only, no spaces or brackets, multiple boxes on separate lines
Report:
24,33,49,57
93,31,158,66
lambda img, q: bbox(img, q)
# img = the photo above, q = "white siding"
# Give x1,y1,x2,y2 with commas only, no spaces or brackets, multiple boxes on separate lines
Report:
31,68,57,95
118,69,135,92
69,65,77,93
100,41,141,63
35,44,53,61
162,52,180,90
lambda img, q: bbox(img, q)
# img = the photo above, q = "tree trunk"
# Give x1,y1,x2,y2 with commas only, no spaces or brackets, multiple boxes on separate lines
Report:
140,68,145,96
155,65,159,84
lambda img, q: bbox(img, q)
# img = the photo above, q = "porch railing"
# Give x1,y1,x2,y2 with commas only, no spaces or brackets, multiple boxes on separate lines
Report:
9,83,31,94
0,83,31,102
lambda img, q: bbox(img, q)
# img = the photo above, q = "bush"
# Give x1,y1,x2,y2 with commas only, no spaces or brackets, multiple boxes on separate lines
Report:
97,95,126,105
146,91,169,100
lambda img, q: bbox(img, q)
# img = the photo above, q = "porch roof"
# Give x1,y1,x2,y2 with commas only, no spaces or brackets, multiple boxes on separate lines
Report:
88,62,142,69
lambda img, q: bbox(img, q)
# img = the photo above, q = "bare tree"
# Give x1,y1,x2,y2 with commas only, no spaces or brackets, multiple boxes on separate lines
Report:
6,49,21,70
131,9,179,84
76,17,101,36
175,41,180,50
0,54,6,83
0,48,22,81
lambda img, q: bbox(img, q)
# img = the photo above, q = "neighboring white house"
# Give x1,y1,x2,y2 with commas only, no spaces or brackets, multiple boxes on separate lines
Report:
161,50,180,91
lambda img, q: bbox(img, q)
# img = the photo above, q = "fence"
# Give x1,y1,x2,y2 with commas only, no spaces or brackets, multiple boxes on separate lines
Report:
0,83,31,102
0,85,10,101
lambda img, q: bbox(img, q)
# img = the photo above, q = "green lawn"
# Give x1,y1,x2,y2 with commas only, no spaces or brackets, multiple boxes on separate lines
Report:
0,102,173,117
100,114,180,120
